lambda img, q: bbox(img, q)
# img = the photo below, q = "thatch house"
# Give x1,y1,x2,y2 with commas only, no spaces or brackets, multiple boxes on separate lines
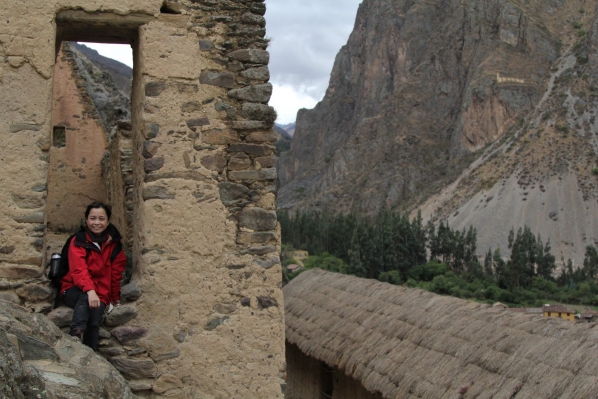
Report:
284,269,598,399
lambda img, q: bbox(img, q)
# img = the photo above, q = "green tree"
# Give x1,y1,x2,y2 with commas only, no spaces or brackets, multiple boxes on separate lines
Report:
583,245,598,280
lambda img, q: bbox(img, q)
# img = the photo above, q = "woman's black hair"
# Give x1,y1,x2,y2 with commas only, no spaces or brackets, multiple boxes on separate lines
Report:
85,202,112,220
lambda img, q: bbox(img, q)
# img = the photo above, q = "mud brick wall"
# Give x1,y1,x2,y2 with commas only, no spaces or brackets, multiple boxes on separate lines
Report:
0,1,284,397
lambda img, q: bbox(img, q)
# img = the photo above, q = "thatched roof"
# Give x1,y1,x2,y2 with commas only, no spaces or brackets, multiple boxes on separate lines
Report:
284,269,598,399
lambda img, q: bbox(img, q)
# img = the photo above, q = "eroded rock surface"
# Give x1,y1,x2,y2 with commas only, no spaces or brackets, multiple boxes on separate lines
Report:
0,300,135,399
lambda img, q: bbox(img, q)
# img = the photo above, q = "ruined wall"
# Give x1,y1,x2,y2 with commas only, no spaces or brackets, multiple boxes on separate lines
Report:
0,1,284,397
47,44,108,232
104,121,134,245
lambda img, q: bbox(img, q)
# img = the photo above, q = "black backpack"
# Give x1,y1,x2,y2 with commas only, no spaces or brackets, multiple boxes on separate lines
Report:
47,229,122,308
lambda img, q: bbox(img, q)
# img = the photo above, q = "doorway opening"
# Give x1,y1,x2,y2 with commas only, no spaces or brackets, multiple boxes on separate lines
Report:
46,11,148,280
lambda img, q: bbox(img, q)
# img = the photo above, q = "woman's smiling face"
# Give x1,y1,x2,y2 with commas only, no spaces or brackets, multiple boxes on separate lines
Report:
86,207,109,235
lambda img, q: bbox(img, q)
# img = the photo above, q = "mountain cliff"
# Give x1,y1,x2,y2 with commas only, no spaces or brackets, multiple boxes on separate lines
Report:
277,0,598,264
418,2,598,265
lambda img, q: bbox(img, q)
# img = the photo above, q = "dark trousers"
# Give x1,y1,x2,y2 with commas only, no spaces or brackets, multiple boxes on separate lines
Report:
62,287,105,351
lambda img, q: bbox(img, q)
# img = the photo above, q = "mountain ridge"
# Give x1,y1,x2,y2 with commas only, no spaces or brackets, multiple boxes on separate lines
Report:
276,0,598,264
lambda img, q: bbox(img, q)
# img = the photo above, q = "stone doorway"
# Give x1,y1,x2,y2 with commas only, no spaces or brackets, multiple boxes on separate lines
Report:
45,12,144,261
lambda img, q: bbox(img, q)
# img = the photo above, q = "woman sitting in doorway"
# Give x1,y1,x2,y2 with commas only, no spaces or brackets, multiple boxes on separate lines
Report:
60,201,126,351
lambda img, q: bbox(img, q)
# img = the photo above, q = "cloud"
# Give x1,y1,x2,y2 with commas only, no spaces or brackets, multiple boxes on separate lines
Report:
78,1,363,125
79,43,133,67
265,0,362,122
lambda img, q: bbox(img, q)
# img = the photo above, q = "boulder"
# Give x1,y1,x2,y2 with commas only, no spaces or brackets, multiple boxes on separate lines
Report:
0,300,135,398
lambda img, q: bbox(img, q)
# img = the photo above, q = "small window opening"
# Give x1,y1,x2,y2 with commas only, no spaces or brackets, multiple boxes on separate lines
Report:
160,2,183,14
53,126,66,148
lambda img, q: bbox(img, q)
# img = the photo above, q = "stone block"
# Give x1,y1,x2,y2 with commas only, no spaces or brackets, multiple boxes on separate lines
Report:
144,157,165,173
186,118,210,132
13,212,45,224
239,245,277,255
145,122,160,139
240,298,251,307
111,327,148,344
241,103,276,123
229,120,267,130
257,296,278,309
202,128,238,145
199,40,213,51
16,284,53,302
240,66,270,81
105,306,138,327
142,186,175,201
227,143,273,155
253,257,281,270
47,306,73,328
241,13,266,27
129,380,153,392
12,194,44,209
181,101,201,112
205,316,229,331
109,357,157,380
0,265,42,279
0,292,21,305
121,283,142,302
228,49,269,64
145,81,167,97
246,130,279,143
228,153,252,171
200,153,227,172
238,207,277,231
227,83,272,103
236,231,277,244
254,155,276,168
142,141,161,159
214,102,237,118
219,182,249,206
250,3,266,15
229,168,277,182
99,346,125,357
200,70,236,88
0,246,15,254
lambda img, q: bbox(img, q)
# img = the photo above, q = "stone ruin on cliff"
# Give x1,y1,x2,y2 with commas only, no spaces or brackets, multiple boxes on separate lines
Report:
0,1,284,397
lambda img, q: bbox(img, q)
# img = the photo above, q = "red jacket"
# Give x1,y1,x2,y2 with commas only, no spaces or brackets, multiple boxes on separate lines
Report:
60,225,127,305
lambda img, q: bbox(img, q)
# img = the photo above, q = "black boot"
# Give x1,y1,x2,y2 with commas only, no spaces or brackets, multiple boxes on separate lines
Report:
70,328,85,343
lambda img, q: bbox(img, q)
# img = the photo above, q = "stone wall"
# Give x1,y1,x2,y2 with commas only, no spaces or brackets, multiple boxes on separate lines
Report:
47,43,108,232
104,121,134,245
0,1,284,397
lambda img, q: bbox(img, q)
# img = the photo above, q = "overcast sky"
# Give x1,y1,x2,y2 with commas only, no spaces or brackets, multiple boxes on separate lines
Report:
81,0,362,125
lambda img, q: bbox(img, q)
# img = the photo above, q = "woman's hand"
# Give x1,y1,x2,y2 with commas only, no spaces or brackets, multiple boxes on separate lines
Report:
113,300,121,308
87,290,101,308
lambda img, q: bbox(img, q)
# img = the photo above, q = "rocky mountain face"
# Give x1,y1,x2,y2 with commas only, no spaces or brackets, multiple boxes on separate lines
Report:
73,43,133,96
278,0,566,213
277,0,598,263
418,2,598,265
67,42,132,135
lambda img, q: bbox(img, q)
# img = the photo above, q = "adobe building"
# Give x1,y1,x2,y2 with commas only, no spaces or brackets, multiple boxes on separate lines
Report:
0,1,284,397
285,269,598,398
